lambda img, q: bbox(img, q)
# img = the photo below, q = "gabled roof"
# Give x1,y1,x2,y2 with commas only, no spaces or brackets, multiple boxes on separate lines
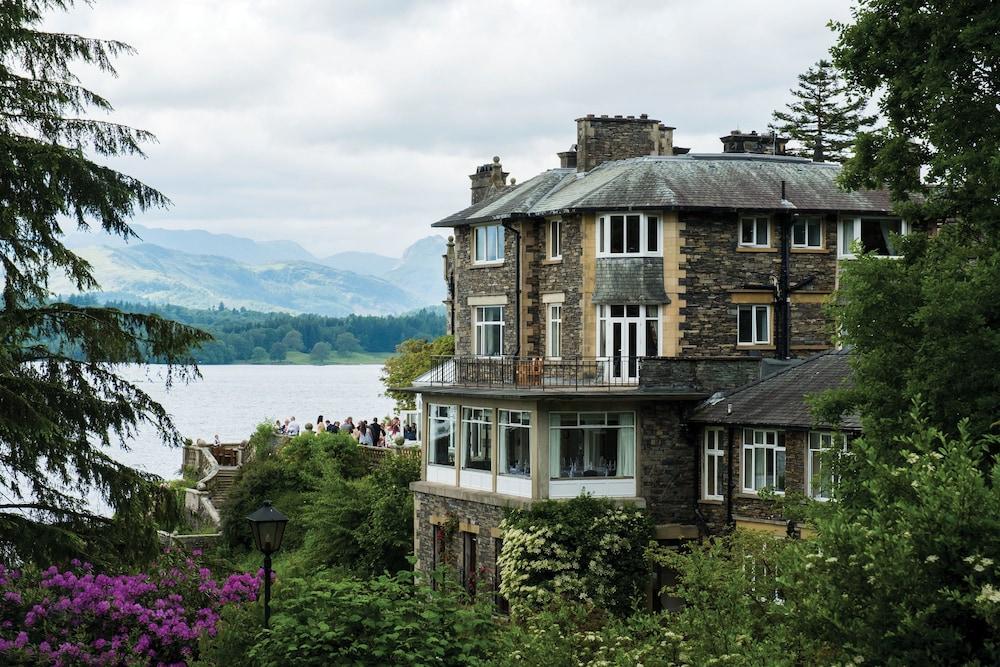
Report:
688,348,861,430
433,154,895,227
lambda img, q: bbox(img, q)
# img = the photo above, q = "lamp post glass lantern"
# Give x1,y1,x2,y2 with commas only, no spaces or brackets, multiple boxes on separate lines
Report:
247,500,288,628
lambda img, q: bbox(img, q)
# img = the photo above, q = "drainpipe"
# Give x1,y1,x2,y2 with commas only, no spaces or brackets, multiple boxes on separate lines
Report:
502,221,522,358
726,425,735,527
777,181,791,360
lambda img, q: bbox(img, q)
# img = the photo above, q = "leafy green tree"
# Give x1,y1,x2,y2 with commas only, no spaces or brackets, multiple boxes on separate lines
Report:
380,334,454,410
250,346,268,363
334,331,362,356
268,341,287,361
0,0,209,566
281,329,304,352
309,341,331,363
770,58,875,162
816,0,1000,449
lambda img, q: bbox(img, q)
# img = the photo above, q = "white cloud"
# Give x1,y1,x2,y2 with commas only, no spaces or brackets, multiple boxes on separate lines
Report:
45,0,853,255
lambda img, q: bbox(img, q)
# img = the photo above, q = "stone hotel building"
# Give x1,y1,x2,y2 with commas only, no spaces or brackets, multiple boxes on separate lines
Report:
403,114,903,589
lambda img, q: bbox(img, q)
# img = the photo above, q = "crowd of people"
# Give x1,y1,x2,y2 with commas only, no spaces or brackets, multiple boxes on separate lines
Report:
275,414,417,446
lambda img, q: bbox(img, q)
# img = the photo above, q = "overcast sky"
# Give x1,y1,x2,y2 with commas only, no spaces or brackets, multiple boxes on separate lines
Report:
48,0,855,257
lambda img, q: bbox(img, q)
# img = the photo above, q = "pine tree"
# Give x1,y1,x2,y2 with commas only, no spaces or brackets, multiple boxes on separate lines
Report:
770,59,875,163
0,1,211,566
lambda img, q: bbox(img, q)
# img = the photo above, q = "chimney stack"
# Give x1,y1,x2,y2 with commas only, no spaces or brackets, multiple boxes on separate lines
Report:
557,144,578,169
720,130,788,155
575,114,674,172
469,156,509,205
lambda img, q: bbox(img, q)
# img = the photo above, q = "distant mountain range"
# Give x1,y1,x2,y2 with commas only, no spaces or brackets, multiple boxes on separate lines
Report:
56,224,447,316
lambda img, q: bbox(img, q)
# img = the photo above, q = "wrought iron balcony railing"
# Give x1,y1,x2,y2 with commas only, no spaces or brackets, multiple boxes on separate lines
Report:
415,355,643,390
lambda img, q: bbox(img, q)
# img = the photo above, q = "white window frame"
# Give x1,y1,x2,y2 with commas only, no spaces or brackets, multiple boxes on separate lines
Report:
548,219,562,260
596,304,661,358
703,428,724,500
474,305,504,357
838,217,908,258
428,404,456,467
741,428,785,494
473,223,505,264
739,215,771,248
596,212,661,257
807,431,847,501
791,215,823,249
548,412,636,480
498,409,531,478
547,303,562,359
461,407,492,472
737,304,771,346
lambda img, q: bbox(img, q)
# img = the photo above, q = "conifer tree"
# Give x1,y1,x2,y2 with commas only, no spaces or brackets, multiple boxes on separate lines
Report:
770,59,875,162
0,1,210,566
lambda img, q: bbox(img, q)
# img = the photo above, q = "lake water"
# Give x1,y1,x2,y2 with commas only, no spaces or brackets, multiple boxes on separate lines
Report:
114,364,394,481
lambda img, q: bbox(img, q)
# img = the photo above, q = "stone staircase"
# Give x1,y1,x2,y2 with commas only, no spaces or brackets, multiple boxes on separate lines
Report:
208,466,241,508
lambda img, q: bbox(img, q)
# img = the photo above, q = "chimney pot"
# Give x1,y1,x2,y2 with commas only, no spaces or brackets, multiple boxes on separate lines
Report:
640,113,648,119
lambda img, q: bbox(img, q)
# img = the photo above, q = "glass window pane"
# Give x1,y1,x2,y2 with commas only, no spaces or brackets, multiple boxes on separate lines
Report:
756,218,769,245
626,215,641,253
598,218,605,253
744,446,752,489
486,226,497,261
793,221,806,245
496,225,505,259
841,220,857,255
611,305,625,317
610,215,624,253
755,306,768,343
807,219,822,247
646,319,658,357
754,447,765,489
476,227,487,261
741,219,754,244
776,449,786,491
738,306,752,343
626,304,640,317
647,216,658,252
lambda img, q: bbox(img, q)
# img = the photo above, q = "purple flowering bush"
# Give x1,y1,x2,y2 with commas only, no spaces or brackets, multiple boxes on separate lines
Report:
0,550,260,666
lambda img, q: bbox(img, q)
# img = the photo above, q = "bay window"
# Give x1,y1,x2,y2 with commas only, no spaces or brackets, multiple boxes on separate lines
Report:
703,428,724,500
839,217,906,257
474,306,504,357
737,304,770,345
498,410,530,477
473,223,505,263
739,215,770,247
791,215,823,248
742,428,785,493
462,407,492,472
549,412,635,479
597,213,660,257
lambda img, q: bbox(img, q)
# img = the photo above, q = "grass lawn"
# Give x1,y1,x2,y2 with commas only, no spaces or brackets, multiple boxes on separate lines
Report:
245,350,390,366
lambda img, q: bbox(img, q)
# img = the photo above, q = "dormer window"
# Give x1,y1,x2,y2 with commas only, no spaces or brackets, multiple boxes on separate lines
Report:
473,224,505,264
739,215,770,247
597,213,660,257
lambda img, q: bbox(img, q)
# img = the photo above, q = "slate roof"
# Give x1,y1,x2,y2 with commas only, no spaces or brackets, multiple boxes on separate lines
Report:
688,348,861,430
593,258,669,304
433,154,894,227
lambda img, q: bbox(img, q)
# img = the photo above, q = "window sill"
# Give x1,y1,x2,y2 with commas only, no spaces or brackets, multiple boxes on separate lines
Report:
791,247,829,254
541,258,563,265
471,261,505,269
735,343,776,350
736,246,778,253
596,253,663,259
698,498,724,505
736,491,785,499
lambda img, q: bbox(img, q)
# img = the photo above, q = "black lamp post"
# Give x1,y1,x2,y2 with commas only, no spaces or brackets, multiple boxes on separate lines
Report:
247,500,288,628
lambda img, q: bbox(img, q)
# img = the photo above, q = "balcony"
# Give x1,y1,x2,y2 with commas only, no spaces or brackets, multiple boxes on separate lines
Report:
412,355,764,395
415,355,643,391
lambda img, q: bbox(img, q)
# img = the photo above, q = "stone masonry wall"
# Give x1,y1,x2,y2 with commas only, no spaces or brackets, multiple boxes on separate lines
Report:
679,212,837,357
453,224,519,357
528,214,584,359
638,402,696,525
696,425,810,532
413,491,506,585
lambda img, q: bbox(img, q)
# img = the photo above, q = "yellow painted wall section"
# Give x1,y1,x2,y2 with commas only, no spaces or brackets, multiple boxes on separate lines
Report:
662,213,687,357
581,213,597,358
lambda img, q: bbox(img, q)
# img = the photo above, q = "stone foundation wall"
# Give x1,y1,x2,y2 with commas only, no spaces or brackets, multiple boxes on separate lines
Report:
412,490,506,582
638,403,696,524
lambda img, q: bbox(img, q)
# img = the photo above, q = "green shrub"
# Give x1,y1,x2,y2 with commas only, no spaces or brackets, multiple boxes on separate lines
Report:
249,570,498,666
278,431,366,480
247,421,278,461
221,458,312,553
300,454,421,576
192,599,264,667
498,495,653,617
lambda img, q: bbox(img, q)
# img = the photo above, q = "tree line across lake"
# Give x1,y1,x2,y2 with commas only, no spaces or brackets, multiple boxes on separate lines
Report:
62,296,446,364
